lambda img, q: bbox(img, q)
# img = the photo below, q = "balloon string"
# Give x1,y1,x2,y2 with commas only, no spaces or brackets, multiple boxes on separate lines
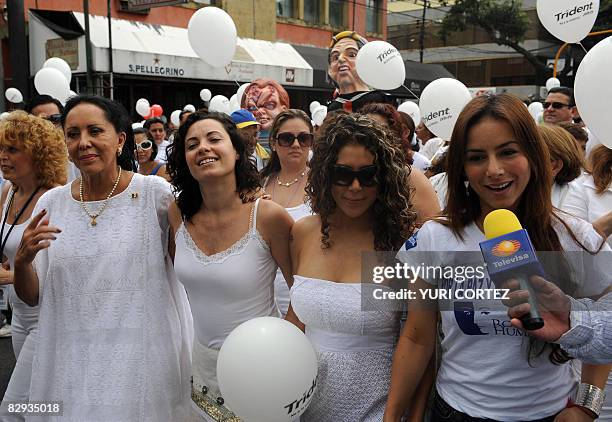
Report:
224,64,241,88
402,84,420,100
578,42,588,54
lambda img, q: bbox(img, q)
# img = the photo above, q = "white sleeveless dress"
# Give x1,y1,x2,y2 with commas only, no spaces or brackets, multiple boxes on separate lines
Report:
290,275,401,422
25,174,193,422
174,198,279,421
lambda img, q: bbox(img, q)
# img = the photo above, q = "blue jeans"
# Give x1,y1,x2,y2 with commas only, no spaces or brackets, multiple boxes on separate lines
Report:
431,390,559,422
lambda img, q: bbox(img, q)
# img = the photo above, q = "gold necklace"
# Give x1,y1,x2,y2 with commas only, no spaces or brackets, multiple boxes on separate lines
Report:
79,167,122,226
276,171,306,187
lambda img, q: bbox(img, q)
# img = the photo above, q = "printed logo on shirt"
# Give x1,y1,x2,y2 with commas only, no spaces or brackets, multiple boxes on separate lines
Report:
404,232,418,250
492,240,521,257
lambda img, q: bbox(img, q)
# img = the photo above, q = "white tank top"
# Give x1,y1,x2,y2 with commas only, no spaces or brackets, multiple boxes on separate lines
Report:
1,190,37,312
174,198,279,349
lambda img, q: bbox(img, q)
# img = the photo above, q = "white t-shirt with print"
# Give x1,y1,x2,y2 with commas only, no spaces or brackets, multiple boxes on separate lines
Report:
399,216,610,421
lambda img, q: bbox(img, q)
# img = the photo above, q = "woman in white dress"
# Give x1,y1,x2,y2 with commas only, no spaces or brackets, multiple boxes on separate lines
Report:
261,109,313,317
0,111,66,420
165,111,296,421
290,113,421,421
385,94,611,422
12,95,192,421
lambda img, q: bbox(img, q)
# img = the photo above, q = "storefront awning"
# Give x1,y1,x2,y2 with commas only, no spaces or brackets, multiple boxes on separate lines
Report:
29,10,313,87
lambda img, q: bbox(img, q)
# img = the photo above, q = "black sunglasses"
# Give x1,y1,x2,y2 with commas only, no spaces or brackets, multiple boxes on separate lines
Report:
276,132,314,147
543,101,573,110
45,114,62,124
332,165,378,187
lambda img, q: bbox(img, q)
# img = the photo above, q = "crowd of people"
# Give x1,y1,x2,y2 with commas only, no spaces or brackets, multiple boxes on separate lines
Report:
0,30,610,422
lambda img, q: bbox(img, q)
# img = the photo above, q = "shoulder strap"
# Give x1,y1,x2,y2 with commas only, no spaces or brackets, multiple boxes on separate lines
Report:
250,198,261,232
150,162,163,175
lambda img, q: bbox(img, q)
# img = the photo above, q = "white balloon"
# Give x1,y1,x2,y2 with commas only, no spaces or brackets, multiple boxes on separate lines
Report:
312,105,327,127
229,94,240,113
575,36,612,149
309,101,320,115
236,83,250,106
397,101,421,125
135,98,150,118
527,102,544,121
208,95,231,115
356,40,406,90
188,7,237,68
183,104,196,113
131,122,143,130
200,89,212,102
34,67,70,104
43,57,72,84
4,88,23,104
419,78,472,140
170,110,182,127
0,112,10,121
546,77,561,91
217,317,318,422
537,0,599,43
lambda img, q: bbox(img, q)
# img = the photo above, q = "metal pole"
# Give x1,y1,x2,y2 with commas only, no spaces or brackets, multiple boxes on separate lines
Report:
419,0,428,63
84,0,94,94
107,0,114,99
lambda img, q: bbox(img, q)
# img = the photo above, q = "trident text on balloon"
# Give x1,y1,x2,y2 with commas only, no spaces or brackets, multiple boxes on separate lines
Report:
555,2,595,23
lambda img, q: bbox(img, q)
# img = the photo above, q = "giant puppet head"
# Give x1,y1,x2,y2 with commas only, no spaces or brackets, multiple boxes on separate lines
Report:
240,78,290,132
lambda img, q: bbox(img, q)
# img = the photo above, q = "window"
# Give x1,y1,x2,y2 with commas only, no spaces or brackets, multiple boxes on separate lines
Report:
366,0,381,33
277,0,296,18
329,0,346,28
304,0,323,24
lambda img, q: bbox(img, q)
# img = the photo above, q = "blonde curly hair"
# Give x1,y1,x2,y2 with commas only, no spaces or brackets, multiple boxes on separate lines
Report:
0,111,68,187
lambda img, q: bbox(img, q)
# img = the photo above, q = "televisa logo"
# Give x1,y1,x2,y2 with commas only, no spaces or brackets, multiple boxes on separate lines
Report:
555,2,594,21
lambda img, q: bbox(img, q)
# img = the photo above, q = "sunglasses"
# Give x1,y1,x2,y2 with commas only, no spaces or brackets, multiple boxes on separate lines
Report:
134,140,153,151
45,114,62,124
543,101,573,110
276,132,314,147
332,165,377,187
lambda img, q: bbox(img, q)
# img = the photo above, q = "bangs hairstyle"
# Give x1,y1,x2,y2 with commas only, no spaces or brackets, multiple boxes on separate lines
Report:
0,111,67,187
307,113,416,251
445,93,589,364
261,109,313,179
62,94,136,172
166,111,261,220
538,124,583,185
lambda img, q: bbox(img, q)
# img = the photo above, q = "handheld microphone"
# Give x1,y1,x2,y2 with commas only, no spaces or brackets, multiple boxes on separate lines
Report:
479,209,545,330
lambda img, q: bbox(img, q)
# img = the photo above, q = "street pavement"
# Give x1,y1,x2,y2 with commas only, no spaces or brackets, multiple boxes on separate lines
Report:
0,338,15,399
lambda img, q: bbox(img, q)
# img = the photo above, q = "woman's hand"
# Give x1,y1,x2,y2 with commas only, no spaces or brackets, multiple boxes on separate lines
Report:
554,406,595,421
0,262,13,285
14,210,60,268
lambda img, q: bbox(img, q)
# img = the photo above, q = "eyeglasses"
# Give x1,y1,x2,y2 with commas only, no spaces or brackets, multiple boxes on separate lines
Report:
134,140,153,151
45,114,62,125
543,102,573,110
276,132,314,147
331,165,378,187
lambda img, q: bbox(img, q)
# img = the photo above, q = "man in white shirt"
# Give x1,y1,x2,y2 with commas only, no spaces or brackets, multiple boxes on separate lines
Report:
144,117,170,163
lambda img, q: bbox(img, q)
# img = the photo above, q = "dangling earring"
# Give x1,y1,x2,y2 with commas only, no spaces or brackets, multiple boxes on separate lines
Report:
117,149,123,157
464,180,470,196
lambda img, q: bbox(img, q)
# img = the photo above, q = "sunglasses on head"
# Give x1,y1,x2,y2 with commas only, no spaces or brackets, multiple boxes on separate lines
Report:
543,101,573,110
276,132,314,147
135,140,153,151
332,165,377,187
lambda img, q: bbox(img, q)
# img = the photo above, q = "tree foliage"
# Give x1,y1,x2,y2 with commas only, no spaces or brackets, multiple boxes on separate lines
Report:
439,0,548,74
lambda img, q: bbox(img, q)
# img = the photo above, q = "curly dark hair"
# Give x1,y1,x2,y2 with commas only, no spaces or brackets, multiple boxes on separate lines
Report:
166,111,261,221
307,113,416,251
360,103,414,165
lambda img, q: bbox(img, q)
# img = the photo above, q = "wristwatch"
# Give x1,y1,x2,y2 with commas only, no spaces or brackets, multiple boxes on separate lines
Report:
575,383,606,418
